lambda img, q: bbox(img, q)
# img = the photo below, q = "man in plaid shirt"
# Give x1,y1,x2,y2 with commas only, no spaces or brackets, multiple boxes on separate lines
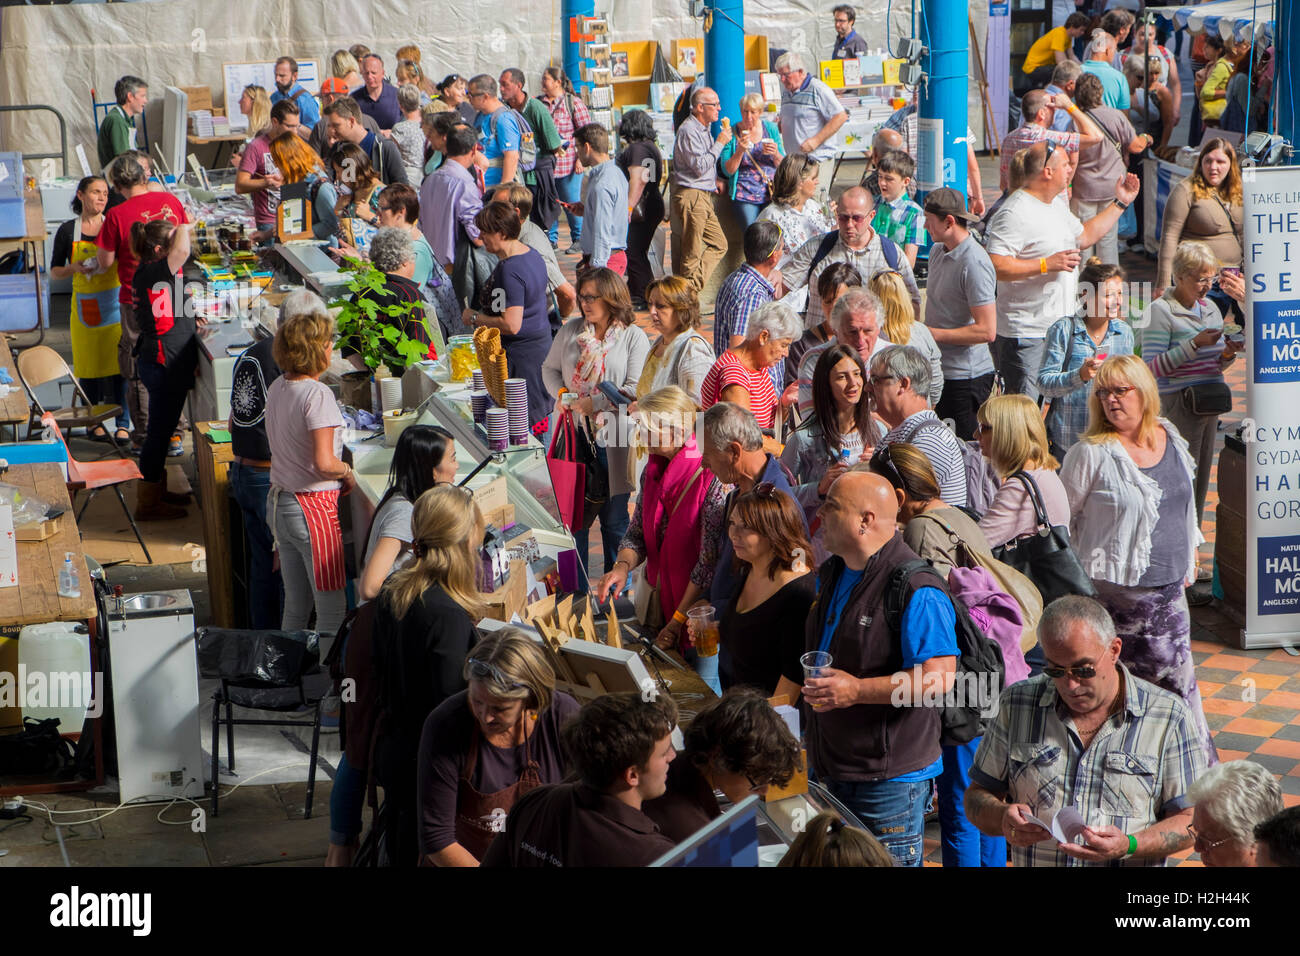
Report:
869,149,927,268
966,596,1207,867
714,220,785,389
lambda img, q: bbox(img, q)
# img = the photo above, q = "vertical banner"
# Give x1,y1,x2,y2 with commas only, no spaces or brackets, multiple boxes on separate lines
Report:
1243,166,1300,648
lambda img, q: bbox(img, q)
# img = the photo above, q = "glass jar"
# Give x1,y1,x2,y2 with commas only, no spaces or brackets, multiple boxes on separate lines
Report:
449,335,479,383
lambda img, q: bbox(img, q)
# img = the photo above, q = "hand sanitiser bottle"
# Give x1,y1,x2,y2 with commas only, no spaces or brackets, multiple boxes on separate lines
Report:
57,552,80,598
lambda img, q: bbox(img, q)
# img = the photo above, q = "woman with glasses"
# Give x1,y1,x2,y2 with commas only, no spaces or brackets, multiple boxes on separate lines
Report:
1186,760,1284,867
974,394,1071,552
643,688,801,841
596,386,727,686
437,74,476,124
716,486,815,698
416,628,580,865
720,93,785,231
1037,257,1137,460
372,485,486,865
868,268,943,406
701,300,802,429
1142,240,1239,537
543,267,650,574
756,152,835,315
1059,355,1217,766
782,343,882,562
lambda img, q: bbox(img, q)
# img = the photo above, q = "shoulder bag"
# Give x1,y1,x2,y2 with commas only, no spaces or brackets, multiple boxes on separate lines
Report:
991,471,1097,604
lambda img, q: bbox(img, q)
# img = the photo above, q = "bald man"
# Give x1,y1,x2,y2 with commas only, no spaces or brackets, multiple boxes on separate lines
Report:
798,469,959,866
862,128,910,203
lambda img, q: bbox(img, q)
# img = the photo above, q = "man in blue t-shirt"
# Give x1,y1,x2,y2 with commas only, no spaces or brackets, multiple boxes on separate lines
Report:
467,74,521,188
799,470,958,866
271,56,321,129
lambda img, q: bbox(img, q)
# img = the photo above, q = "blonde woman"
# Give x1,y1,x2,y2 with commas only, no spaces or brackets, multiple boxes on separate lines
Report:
975,394,1070,551
231,85,271,168
638,276,714,403
416,628,581,865
330,49,363,91
1060,355,1216,766
372,485,486,867
868,268,943,406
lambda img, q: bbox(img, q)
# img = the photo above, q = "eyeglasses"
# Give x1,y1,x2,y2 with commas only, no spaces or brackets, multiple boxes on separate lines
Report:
1043,140,1057,165
744,773,767,793
578,293,601,304
697,99,721,108
766,222,785,261
467,657,526,690
837,213,869,225
1186,825,1235,853
868,445,904,490
1094,384,1137,400
1042,660,1101,680
867,374,895,387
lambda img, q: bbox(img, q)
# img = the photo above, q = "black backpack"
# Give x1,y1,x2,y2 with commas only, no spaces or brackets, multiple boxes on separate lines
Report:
883,559,1005,746
804,229,901,289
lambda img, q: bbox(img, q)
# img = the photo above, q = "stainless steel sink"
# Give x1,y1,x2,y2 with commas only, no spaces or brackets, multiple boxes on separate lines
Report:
123,594,178,611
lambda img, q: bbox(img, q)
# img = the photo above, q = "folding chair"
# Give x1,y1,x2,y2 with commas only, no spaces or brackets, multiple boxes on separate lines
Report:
195,627,330,820
17,346,127,457
42,411,152,565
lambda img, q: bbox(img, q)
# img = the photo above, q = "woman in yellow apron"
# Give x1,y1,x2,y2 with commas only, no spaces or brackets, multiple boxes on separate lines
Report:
49,176,127,443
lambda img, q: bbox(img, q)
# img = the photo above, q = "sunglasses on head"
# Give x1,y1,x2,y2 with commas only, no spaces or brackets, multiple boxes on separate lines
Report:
868,445,904,490
467,657,526,690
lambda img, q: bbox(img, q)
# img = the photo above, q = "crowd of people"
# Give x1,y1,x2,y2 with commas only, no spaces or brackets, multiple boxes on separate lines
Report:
67,9,1299,869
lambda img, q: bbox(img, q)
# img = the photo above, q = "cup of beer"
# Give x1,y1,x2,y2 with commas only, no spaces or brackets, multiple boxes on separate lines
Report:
687,606,720,657
801,651,833,709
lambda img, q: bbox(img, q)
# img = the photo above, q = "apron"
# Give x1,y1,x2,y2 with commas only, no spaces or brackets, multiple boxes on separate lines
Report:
268,486,346,591
70,219,122,379
454,717,543,860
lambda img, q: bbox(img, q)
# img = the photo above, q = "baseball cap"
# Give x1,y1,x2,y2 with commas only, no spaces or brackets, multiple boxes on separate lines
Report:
922,187,978,223
320,77,349,96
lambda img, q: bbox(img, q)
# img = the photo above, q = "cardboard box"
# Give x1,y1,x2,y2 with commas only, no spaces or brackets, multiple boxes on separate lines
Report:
14,514,60,541
469,473,508,516
482,558,527,623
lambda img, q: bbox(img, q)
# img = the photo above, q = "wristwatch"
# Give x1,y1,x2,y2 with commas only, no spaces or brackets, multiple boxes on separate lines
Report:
1112,198,1130,211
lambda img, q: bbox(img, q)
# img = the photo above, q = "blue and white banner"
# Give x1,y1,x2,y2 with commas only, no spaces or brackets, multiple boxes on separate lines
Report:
1244,166,1300,646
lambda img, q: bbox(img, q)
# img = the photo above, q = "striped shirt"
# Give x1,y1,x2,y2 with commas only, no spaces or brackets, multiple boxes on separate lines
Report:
543,93,591,179
871,195,928,252
881,410,968,507
700,351,780,428
970,663,1207,868
1141,294,1231,392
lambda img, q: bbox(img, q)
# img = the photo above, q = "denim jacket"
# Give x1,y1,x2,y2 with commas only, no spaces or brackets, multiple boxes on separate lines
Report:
1037,315,1135,453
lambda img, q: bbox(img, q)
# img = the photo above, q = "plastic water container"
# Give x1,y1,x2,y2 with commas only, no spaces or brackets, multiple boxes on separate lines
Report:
17,622,93,732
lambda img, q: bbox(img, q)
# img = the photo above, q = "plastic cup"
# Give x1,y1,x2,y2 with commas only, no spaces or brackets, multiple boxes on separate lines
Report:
801,650,832,682
687,606,719,658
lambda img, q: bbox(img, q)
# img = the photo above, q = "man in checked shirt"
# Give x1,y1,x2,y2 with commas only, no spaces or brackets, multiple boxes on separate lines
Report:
965,596,1207,867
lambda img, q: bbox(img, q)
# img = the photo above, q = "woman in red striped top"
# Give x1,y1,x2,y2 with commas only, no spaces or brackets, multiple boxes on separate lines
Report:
700,301,801,428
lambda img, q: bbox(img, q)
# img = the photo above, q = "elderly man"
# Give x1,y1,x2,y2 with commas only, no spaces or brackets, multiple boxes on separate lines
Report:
700,402,805,612
831,5,869,60
966,595,1207,867
1187,761,1284,867
804,470,958,865
341,227,432,374
1082,30,1131,110
236,98,299,237
98,75,148,170
271,56,321,129
1045,61,1084,132
783,186,920,330
499,68,562,232
419,124,481,270
671,86,732,292
467,74,523,189
870,345,967,506
999,89,1101,193
714,219,784,355
986,141,1139,400
324,96,407,186
352,53,401,130
923,188,997,441
795,287,889,416
774,52,848,202
1254,808,1300,867
308,78,379,157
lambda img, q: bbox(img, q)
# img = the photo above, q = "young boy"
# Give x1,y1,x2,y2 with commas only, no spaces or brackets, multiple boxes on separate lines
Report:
870,149,927,268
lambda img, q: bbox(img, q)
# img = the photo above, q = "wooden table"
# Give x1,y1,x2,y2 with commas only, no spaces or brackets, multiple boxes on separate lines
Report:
0,462,103,795
0,336,30,439
193,420,235,628
187,133,247,167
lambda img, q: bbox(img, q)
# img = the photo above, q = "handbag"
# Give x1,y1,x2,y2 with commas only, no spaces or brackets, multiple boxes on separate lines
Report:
991,471,1098,604
1183,381,1233,416
633,464,704,629
546,409,587,532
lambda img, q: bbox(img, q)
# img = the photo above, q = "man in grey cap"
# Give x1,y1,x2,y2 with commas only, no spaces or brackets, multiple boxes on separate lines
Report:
922,187,997,441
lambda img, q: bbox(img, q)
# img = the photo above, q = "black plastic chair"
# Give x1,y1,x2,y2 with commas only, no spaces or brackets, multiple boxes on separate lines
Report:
195,627,331,819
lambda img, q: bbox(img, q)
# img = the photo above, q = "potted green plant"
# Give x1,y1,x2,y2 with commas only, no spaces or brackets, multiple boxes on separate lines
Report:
331,256,435,373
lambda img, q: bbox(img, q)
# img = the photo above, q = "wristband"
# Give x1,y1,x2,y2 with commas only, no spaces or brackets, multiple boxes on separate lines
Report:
1040,257,1048,275
613,558,630,571
672,610,688,625
1113,198,1130,210
1126,834,1137,856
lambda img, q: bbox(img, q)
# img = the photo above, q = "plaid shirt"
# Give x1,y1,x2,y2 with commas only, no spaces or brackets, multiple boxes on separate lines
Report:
714,265,784,391
1038,315,1135,453
543,93,591,178
970,663,1206,868
999,122,1080,191
871,196,928,253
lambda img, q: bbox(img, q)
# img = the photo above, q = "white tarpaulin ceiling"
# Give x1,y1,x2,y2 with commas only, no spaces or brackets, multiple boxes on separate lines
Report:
1147,0,1276,42
0,0,991,172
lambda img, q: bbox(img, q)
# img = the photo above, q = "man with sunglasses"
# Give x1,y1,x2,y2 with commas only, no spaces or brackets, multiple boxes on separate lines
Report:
670,86,732,293
783,186,921,332
986,140,1139,402
774,51,847,204
965,595,1206,867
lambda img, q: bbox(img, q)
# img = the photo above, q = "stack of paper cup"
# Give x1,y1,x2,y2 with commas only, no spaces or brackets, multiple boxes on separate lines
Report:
485,408,509,452
470,390,491,424
379,376,403,414
504,378,529,445
472,369,485,391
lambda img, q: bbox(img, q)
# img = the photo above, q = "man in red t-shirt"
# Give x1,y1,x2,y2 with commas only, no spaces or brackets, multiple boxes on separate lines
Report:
97,152,189,452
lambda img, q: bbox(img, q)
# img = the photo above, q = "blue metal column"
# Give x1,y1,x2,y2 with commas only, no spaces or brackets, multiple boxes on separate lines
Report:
705,0,747,128
563,0,596,90
1278,0,1297,152
918,0,969,195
